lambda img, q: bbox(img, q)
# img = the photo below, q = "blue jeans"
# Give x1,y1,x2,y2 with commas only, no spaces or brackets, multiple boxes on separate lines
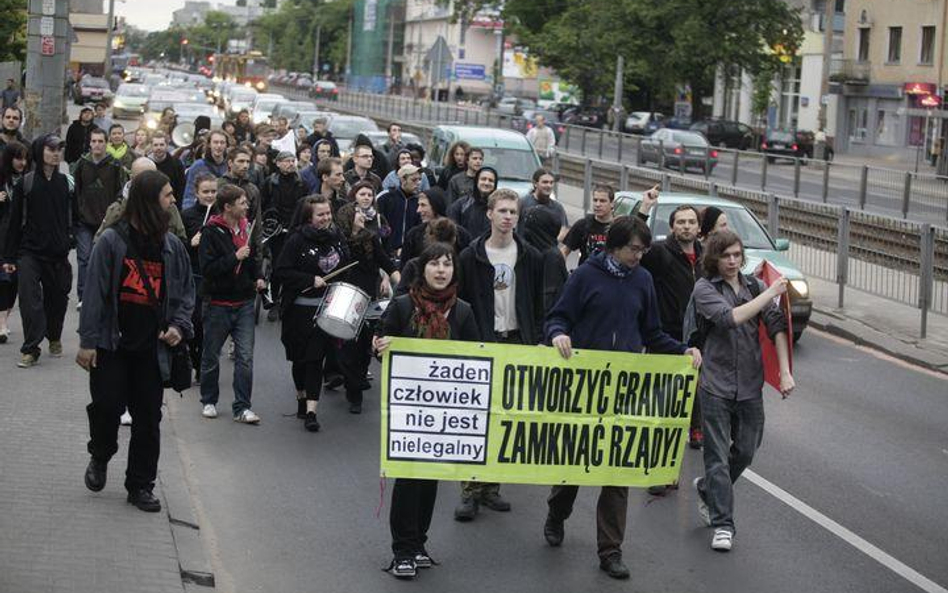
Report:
200,300,255,415
697,391,765,534
75,223,96,302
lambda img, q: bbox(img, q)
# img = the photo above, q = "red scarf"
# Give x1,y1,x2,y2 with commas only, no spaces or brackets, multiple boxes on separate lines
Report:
409,283,458,339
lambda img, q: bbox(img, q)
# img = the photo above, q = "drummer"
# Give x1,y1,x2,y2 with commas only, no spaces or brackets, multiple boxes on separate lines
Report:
273,195,359,432
333,181,400,414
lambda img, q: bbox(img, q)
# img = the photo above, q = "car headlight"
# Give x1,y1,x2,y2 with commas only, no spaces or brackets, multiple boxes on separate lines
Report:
145,119,158,130
113,100,125,109
790,280,808,298
244,82,252,88
255,81,265,90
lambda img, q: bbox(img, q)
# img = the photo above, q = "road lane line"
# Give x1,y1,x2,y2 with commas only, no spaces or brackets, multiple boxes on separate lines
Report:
745,470,947,593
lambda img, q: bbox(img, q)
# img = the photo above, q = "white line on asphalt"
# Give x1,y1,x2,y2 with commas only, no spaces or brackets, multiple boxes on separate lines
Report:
746,470,947,593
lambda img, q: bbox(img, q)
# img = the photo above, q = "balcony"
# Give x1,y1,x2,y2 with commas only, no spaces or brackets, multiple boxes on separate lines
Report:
830,58,870,85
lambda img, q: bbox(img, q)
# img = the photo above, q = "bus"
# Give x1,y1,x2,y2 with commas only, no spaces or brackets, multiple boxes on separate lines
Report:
214,51,269,92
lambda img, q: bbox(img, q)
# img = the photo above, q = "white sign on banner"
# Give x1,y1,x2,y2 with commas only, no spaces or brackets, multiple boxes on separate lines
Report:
42,0,55,15
40,16,54,36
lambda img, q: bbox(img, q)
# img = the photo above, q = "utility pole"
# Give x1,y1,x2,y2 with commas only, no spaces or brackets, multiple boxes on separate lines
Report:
103,0,115,78
312,25,321,80
384,3,396,93
345,7,353,84
24,0,69,139
612,55,624,132
817,0,836,133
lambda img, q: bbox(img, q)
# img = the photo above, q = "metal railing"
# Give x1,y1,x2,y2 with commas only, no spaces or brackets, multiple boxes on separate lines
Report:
284,86,948,225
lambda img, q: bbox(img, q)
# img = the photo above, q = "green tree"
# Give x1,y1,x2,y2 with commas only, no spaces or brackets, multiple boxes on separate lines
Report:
0,0,27,62
253,0,353,76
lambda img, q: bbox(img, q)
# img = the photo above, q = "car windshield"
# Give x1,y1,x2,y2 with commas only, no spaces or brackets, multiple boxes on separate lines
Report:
117,85,149,97
481,147,540,181
86,79,108,88
232,91,256,100
768,130,795,142
330,118,379,138
671,132,708,145
254,100,281,112
650,204,773,249
175,103,214,116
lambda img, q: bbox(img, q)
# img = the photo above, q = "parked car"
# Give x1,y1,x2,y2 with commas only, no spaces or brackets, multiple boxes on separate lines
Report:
613,192,811,342
788,130,835,161
329,115,380,157
427,125,542,197
624,111,665,134
173,103,224,130
563,105,608,129
760,129,808,163
689,119,755,150
638,129,719,173
111,83,150,118
75,77,113,105
310,80,339,101
495,96,537,117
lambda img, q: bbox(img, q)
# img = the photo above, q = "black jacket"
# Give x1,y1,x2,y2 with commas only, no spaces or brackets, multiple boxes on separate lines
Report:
375,186,420,252
399,218,472,270
72,154,126,226
640,238,703,341
447,191,490,240
447,171,475,205
378,292,480,343
198,216,261,302
152,153,186,201
64,119,93,164
343,168,383,194
181,202,212,272
262,171,308,226
457,233,545,345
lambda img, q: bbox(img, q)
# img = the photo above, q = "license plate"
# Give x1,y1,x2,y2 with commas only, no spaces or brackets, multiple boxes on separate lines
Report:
772,143,785,149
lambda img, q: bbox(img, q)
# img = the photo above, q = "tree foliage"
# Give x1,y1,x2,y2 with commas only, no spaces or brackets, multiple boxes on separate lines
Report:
253,0,354,76
0,0,27,63
446,0,803,110
133,11,244,63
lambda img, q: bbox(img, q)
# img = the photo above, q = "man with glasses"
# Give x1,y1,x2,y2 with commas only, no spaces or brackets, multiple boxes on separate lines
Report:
343,144,382,194
542,215,702,580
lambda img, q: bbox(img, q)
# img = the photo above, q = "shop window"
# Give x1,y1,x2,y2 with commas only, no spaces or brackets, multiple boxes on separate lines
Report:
875,110,900,146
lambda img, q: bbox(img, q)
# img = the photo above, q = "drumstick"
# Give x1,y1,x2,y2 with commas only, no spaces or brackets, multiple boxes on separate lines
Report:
202,204,212,226
235,219,257,275
301,260,361,293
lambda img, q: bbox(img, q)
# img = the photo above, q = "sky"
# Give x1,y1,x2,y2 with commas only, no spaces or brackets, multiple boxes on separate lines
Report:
117,0,239,32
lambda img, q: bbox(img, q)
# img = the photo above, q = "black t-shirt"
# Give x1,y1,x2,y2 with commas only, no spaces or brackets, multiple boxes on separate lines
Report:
118,227,164,352
563,215,610,265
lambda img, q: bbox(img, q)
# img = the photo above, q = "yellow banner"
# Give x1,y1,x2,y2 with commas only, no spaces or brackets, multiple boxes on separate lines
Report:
380,338,698,487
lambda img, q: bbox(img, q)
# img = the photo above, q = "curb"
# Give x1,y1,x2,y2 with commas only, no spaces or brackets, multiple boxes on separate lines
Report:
808,307,948,376
158,402,216,589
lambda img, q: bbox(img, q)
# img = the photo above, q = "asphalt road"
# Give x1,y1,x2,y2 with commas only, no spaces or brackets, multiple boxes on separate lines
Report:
164,321,948,593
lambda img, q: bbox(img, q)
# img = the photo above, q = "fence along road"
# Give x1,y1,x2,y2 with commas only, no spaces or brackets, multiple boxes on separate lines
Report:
278,86,947,338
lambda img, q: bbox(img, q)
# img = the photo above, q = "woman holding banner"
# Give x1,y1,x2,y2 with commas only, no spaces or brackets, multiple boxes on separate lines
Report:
372,242,480,580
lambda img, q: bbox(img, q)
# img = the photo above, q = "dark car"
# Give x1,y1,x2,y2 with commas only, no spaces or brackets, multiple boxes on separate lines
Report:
638,129,719,173
690,119,755,150
791,130,835,161
564,105,607,129
310,80,339,101
761,129,807,163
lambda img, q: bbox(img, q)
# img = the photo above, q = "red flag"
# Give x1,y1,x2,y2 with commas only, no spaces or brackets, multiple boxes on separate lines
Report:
754,261,793,395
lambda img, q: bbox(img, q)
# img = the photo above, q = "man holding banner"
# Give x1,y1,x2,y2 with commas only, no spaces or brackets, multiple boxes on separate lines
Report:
691,229,793,553
543,215,702,579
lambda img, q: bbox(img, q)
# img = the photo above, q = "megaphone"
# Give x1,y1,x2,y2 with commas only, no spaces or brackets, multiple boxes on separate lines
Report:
172,122,195,147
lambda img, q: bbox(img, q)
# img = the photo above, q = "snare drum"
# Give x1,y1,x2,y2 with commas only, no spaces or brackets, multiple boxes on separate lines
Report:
315,282,370,340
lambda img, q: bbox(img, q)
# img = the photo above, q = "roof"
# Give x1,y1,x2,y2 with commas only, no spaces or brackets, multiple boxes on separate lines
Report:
433,125,533,150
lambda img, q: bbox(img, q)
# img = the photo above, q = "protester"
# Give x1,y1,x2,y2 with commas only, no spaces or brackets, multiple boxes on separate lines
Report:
561,183,614,264
148,131,186,199
455,188,545,521
2,79,20,109
96,157,188,244
261,150,308,319
518,168,567,240
447,147,483,204
341,143,383,194
519,206,568,313
344,133,390,180
376,164,423,254
436,140,470,194
297,143,313,169
197,184,265,424
334,181,399,412
315,156,349,213
77,169,194,513
406,143,437,187
182,130,229,209
158,107,177,136
304,117,339,157
0,140,30,343
382,149,431,192
273,195,355,431
395,217,464,295
447,165,496,240
382,122,404,166
130,127,151,158
373,242,480,579
233,110,254,144
106,124,135,170
0,106,26,151
65,106,95,164
92,102,112,134
543,215,702,579
699,206,728,240
399,187,471,268
72,127,127,308
181,173,218,384
1,135,74,368
692,229,793,552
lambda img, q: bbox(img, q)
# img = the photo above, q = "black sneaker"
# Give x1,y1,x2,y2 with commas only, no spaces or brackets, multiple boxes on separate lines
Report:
296,399,306,419
479,491,511,512
543,514,564,546
127,489,162,512
454,496,478,521
84,458,107,492
387,557,416,579
599,554,630,579
304,412,320,432
349,402,362,414
324,374,344,390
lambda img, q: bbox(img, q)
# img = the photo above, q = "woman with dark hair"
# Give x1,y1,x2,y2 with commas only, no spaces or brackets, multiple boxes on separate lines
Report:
396,217,464,296
334,181,400,412
0,140,30,343
297,142,313,169
699,206,728,241
437,140,470,191
274,195,359,431
446,165,497,239
373,242,480,579
77,169,194,512
520,206,568,314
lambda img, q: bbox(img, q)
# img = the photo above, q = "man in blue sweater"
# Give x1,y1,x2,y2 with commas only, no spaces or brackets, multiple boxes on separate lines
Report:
181,130,228,209
542,215,702,580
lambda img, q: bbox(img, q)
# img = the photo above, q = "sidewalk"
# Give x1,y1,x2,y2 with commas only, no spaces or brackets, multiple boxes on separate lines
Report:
0,297,212,592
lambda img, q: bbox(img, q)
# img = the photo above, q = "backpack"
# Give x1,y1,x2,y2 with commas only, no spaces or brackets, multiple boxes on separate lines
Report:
683,274,761,349
20,170,75,230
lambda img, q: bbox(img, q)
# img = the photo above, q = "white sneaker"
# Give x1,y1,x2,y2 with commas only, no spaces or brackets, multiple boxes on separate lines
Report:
120,411,132,425
694,477,711,527
234,409,260,424
76,301,82,311
711,529,733,552
202,404,218,418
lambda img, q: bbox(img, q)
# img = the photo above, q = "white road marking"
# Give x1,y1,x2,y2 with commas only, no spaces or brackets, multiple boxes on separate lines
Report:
746,470,947,593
